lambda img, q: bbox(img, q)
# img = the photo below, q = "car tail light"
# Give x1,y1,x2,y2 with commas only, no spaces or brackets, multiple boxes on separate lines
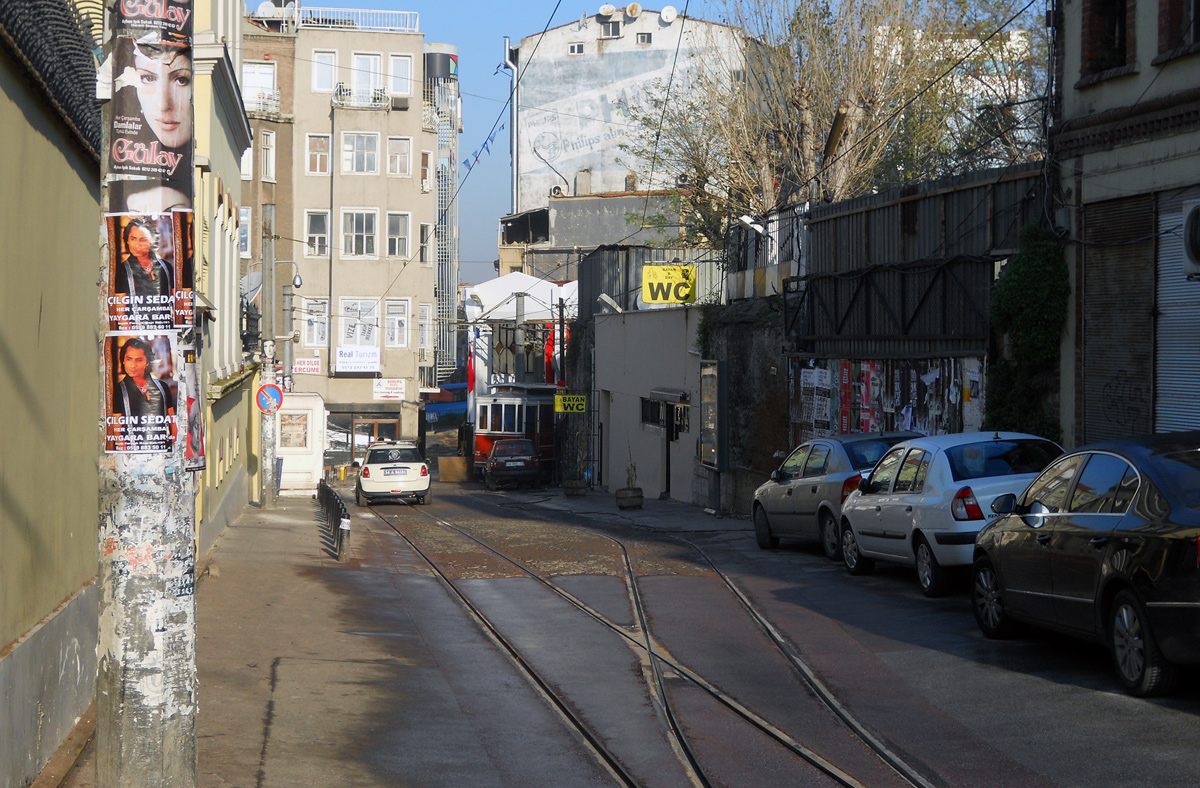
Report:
951,486,984,521
420,465,429,477
842,474,862,504
361,466,371,478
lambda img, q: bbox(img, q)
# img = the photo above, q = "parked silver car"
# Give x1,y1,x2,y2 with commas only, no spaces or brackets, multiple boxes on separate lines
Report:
753,433,919,559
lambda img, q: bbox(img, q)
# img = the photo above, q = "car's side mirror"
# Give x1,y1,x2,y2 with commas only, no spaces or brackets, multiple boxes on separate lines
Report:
770,470,781,483
858,476,874,494
990,493,1017,515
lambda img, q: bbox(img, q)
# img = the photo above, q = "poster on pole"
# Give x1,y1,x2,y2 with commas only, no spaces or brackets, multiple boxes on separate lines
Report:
182,346,205,470
108,32,192,185
104,332,179,453
106,212,192,331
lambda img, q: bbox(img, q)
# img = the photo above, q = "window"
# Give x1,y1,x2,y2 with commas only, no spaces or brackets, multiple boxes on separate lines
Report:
387,212,410,257
868,447,907,492
239,206,251,258
1022,455,1086,513
387,137,411,176
419,223,434,263
388,54,412,95
420,151,432,190
1082,0,1132,75
803,445,831,478
419,303,432,350
342,132,379,174
261,130,276,181
352,52,383,92
307,134,330,175
1070,454,1137,513
341,209,377,257
305,210,329,256
779,445,810,479
240,145,252,180
242,61,276,111
385,299,409,347
893,449,931,493
302,298,327,346
945,439,1062,482
569,42,584,54
340,299,378,346
1159,0,1200,53
637,32,652,44
312,50,336,92
600,20,621,37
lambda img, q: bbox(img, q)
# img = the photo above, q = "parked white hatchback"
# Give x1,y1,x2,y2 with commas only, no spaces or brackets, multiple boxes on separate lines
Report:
839,432,1062,596
356,441,432,506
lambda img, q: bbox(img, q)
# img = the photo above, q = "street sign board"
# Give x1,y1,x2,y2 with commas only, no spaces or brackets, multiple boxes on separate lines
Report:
555,394,586,413
256,384,283,414
642,264,696,304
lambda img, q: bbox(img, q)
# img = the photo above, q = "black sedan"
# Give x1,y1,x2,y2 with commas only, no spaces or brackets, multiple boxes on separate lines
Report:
484,438,541,490
972,431,1200,696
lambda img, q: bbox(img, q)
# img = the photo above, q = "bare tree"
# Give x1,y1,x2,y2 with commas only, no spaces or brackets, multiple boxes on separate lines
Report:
620,0,1047,246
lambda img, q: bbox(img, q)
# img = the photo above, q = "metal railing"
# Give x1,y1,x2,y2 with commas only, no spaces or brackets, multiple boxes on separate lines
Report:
299,7,418,32
316,479,350,562
333,83,389,109
243,88,281,113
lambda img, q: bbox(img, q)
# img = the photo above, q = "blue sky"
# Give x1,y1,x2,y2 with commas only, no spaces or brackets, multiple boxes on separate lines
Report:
246,1,717,282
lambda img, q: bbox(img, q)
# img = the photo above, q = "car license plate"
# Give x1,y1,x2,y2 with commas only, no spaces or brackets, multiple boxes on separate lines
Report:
505,461,523,467
383,468,407,477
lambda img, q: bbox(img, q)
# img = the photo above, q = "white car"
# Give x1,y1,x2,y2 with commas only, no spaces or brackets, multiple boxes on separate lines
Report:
839,432,1062,596
355,441,431,506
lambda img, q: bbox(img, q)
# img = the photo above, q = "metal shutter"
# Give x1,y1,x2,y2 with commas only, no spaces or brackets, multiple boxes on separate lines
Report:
1155,187,1200,433
1081,195,1155,442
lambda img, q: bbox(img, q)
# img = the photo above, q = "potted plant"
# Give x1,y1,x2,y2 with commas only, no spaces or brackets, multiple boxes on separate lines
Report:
615,459,643,510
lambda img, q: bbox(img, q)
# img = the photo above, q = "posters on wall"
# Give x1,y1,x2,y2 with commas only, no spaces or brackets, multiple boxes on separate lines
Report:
105,333,179,453
106,211,194,331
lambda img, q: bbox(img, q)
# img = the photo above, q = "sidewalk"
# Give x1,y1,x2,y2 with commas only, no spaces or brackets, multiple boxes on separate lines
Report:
49,480,738,787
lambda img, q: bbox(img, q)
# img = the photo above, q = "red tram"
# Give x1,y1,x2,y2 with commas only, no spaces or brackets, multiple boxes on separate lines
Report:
470,382,558,478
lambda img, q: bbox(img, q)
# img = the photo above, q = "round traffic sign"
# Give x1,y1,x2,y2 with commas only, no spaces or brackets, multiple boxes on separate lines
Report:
256,384,283,414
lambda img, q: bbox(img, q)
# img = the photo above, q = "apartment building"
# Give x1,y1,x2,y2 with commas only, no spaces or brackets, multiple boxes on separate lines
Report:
244,3,455,464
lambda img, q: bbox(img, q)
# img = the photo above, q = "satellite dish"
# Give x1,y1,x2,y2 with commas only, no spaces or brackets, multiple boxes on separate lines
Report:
598,3,616,17
626,2,642,18
255,0,275,16
660,5,678,23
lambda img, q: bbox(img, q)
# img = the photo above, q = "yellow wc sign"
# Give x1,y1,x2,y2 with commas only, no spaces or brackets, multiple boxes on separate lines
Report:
642,265,697,304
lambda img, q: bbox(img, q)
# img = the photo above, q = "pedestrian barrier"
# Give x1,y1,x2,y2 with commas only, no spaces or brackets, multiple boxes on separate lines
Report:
316,479,350,562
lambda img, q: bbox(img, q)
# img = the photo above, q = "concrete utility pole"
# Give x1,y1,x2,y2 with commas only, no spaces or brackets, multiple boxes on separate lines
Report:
261,209,278,508
96,3,198,785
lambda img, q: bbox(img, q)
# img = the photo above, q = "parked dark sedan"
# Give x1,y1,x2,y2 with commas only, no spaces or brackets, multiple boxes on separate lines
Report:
484,438,541,490
972,431,1200,696
753,432,919,559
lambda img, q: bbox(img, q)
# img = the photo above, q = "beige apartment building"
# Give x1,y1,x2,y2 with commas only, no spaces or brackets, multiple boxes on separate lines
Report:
244,4,447,464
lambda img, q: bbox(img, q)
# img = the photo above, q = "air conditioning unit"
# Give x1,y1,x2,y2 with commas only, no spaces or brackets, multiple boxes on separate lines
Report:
390,96,409,111
421,178,431,193
1184,200,1200,279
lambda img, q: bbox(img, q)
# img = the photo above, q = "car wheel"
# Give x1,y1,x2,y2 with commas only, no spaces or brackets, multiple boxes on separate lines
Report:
1110,589,1177,697
486,473,496,491
820,511,842,561
915,535,948,597
421,489,431,505
355,484,364,507
971,556,1020,639
841,522,874,575
753,506,779,550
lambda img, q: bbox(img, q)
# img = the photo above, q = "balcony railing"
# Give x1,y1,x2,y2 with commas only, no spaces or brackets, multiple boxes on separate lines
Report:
299,7,418,32
332,83,388,109
243,87,281,113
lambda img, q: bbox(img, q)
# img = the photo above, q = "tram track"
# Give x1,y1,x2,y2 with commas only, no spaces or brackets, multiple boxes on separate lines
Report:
365,491,937,788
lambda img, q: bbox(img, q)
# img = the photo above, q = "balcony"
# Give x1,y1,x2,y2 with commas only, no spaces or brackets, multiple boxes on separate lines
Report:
299,7,418,33
333,83,388,110
243,87,281,114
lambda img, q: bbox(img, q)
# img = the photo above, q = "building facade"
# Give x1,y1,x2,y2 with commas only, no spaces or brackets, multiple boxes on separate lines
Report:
1052,0,1200,446
504,6,746,215
244,4,451,467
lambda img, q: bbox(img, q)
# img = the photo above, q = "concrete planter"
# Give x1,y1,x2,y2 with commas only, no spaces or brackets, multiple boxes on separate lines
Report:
615,487,643,509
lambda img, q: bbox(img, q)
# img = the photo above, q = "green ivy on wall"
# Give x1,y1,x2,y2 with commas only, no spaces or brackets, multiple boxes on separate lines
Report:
985,223,1069,443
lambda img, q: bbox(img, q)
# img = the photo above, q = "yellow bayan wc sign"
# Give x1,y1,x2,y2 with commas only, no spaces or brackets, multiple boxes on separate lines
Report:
642,265,696,304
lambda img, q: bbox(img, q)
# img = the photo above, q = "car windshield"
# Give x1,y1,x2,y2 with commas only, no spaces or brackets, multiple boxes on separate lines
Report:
494,441,535,458
367,447,422,464
845,440,902,470
1151,449,1200,509
944,439,1061,481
